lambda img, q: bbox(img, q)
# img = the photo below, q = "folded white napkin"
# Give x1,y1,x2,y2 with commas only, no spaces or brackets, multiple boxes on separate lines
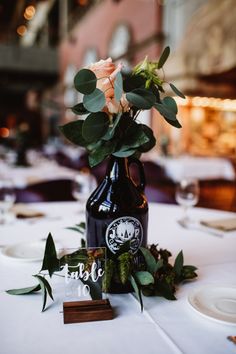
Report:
201,218,236,232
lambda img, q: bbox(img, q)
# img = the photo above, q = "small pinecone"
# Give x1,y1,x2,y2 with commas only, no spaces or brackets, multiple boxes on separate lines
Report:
118,252,133,285
159,248,172,264
149,244,160,261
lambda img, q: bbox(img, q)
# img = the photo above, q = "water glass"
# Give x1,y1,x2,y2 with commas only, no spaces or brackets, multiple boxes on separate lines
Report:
72,170,97,211
0,179,16,224
175,178,199,222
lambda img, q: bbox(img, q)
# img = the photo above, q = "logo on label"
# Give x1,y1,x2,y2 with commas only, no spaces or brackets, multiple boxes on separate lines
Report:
105,216,143,254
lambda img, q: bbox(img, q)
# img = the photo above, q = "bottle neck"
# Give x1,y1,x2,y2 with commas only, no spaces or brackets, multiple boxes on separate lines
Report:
106,156,130,180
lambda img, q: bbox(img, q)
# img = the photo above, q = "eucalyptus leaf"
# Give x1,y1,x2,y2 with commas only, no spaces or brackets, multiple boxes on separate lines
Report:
89,140,117,167
183,265,198,272
173,250,184,277
163,116,182,129
114,71,123,102
169,83,186,99
140,247,158,274
150,84,161,103
115,121,150,154
71,103,89,115
154,103,177,122
6,284,41,295
66,226,84,232
112,148,136,158
66,222,86,234
59,120,88,147
163,96,178,114
41,233,60,277
83,88,106,113
108,112,122,138
130,275,143,312
87,140,102,152
158,46,170,69
180,265,198,282
102,114,123,141
33,275,50,312
154,103,182,128
135,271,154,286
82,112,109,143
34,275,54,300
113,125,148,156
128,125,150,148
137,125,156,153
102,127,114,141
89,151,106,167
126,89,156,109
74,69,97,94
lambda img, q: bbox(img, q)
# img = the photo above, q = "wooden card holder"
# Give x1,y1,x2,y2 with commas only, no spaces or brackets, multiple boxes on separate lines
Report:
63,299,113,324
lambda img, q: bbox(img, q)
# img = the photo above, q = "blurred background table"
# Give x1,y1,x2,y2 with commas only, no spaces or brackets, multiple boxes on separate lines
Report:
145,155,236,182
0,158,77,188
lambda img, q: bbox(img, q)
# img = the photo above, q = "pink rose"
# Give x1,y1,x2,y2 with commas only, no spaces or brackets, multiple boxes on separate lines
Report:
88,58,129,114
106,94,129,114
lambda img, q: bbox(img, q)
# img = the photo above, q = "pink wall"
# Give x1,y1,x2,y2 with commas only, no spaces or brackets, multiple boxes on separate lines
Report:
59,0,163,76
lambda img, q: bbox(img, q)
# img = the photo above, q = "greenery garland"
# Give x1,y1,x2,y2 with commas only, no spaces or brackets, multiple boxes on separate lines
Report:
6,225,197,312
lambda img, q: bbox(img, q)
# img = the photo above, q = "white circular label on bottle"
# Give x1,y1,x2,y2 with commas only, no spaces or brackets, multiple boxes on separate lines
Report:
105,216,143,254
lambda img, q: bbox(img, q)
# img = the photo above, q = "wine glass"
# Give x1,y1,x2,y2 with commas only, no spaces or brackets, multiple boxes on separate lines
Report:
175,178,199,223
0,179,16,224
72,170,97,213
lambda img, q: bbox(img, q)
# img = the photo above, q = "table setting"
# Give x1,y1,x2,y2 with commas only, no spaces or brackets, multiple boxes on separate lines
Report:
0,200,236,354
1,48,236,354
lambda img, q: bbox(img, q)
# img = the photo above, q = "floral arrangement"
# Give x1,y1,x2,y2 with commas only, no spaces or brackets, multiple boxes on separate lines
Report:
60,47,185,167
6,50,194,313
6,230,197,312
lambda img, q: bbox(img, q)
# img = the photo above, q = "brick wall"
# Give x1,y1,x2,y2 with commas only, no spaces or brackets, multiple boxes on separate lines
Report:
59,0,163,76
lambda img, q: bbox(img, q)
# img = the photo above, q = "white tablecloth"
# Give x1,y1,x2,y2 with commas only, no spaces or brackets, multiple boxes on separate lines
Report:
0,160,77,188
0,202,236,354
145,154,236,182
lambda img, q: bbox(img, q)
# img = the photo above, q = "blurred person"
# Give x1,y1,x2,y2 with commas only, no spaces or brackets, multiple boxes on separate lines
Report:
19,89,43,148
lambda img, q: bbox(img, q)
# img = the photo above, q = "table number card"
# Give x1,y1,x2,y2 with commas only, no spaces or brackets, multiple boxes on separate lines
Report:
59,247,113,323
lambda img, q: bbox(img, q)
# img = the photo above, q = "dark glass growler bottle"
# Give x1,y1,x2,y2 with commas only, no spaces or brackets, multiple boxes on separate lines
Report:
86,156,148,255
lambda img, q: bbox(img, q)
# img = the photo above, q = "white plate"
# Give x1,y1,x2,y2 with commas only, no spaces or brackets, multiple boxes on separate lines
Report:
188,285,236,325
1,241,46,262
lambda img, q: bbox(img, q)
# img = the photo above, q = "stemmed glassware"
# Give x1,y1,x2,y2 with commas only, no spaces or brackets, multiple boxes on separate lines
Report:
175,178,199,223
72,169,97,213
0,179,16,224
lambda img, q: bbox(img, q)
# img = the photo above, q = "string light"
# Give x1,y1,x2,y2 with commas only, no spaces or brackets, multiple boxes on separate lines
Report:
17,25,27,36
24,5,36,20
174,96,236,112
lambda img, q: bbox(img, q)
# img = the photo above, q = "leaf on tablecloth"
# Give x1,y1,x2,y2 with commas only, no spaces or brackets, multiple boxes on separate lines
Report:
41,233,60,277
